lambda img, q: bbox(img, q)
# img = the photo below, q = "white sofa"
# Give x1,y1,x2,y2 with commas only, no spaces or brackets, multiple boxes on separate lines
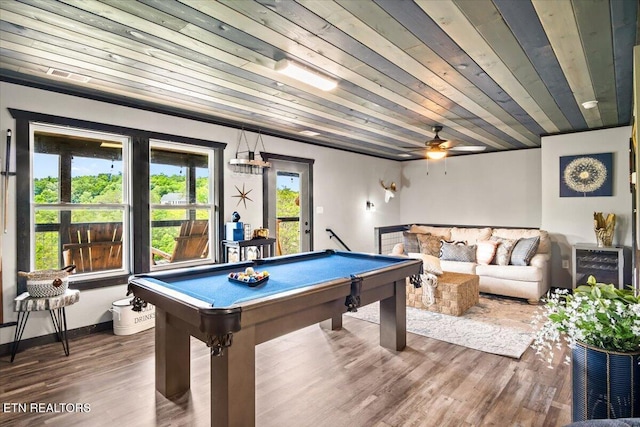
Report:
391,225,551,304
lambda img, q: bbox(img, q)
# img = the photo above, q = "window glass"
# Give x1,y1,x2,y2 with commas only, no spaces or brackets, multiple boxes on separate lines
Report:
150,141,212,267
32,124,129,276
276,172,301,255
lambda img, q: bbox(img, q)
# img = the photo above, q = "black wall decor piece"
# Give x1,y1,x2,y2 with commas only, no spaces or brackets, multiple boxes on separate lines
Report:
560,152,613,197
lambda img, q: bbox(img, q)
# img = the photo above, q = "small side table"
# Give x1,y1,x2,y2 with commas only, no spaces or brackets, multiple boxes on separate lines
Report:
11,289,80,362
221,238,276,263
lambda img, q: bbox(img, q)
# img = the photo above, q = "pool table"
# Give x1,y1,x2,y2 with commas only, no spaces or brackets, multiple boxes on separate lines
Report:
127,250,422,427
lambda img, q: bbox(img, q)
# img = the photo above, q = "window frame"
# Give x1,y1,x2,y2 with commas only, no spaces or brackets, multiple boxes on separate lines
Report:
30,122,132,280
11,108,225,291
148,139,216,270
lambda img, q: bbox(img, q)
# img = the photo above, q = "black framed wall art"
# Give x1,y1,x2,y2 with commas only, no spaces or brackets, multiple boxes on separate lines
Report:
560,152,613,197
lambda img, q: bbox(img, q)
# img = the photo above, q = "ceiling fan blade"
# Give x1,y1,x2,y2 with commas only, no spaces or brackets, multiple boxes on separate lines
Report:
400,146,427,152
439,141,455,149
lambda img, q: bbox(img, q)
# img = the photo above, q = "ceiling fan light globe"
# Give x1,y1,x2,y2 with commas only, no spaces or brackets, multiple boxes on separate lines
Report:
426,149,447,160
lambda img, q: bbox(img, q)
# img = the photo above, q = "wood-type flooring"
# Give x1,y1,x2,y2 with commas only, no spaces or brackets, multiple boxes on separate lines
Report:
0,315,571,427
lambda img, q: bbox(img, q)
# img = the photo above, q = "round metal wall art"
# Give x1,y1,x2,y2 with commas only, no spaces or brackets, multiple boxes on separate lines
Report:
563,156,607,193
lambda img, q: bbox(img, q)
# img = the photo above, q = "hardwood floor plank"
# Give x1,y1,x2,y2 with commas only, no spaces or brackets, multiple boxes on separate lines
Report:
0,316,570,426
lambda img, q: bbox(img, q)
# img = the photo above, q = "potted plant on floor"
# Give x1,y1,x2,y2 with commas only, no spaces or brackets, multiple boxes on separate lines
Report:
531,276,640,422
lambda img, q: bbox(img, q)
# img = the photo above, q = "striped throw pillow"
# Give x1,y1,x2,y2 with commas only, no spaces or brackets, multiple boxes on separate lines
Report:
510,236,540,266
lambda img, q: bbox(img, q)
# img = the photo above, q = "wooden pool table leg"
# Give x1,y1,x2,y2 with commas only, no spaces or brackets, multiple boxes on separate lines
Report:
210,325,256,427
319,314,342,330
155,308,191,397
379,280,406,351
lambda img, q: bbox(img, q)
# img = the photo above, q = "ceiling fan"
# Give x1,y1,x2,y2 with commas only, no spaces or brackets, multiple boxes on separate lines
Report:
407,126,486,159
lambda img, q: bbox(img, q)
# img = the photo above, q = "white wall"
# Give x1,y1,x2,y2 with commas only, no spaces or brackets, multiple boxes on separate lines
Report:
400,149,542,227
541,126,633,288
0,82,401,345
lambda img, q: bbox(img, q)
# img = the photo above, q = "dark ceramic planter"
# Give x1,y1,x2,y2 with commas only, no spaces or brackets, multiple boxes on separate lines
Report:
572,341,640,421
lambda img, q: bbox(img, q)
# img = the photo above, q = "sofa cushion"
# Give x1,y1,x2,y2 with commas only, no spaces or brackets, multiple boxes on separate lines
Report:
450,227,492,245
490,237,518,266
476,240,499,265
416,233,442,257
409,225,452,241
408,252,443,276
510,236,540,266
440,241,477,262
440,260,477,274
492,228,550,254
476,264,543,282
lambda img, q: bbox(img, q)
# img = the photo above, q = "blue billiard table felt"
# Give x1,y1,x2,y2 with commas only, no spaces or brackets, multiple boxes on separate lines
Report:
144,253,404,307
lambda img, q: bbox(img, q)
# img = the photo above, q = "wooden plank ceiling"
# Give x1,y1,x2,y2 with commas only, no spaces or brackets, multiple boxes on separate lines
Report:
0,0,638,160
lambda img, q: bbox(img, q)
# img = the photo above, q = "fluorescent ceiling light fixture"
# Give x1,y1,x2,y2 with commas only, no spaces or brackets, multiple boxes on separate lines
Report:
299,130,320,136
275,59,337,91
451,145,486,152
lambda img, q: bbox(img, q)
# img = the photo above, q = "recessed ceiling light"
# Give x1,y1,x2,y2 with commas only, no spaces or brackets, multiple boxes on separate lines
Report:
397,153,411,158
299,130,320,136
581,100,598,109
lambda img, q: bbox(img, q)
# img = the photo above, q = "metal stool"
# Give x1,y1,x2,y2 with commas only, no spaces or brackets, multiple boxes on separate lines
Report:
11,289,80,362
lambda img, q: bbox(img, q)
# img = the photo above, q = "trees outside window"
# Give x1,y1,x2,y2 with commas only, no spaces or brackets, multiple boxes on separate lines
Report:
32,123,129,276
17,114,224,290
149,141,214,267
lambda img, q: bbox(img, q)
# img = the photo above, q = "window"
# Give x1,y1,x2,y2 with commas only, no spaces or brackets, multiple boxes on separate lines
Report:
149,140,214,268
31,123,130,279
13,108,226,291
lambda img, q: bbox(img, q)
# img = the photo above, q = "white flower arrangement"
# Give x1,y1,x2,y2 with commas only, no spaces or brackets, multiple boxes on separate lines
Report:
531,275,640,367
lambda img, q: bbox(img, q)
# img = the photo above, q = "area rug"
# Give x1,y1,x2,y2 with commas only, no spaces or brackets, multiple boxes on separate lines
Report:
346,294,539,359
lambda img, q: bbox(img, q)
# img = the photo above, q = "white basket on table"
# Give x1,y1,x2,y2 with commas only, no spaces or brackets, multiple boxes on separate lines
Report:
18,265,75,298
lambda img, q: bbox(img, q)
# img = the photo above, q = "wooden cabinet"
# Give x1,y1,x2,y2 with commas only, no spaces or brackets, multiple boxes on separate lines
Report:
572,244,631,289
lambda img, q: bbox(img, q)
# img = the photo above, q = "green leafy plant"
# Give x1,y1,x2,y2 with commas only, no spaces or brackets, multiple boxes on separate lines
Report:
532,276,640,366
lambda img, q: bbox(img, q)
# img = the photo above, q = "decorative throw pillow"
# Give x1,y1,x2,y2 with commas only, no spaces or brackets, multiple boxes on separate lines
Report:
490,237,519,266
476,240,499,265
408,252,443,276
402,231,420,254
440,241,477,262
416,233,442,257
510,236,540,266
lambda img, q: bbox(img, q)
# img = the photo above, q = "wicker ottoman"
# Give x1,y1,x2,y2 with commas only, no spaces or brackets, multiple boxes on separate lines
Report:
406,271,479,316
